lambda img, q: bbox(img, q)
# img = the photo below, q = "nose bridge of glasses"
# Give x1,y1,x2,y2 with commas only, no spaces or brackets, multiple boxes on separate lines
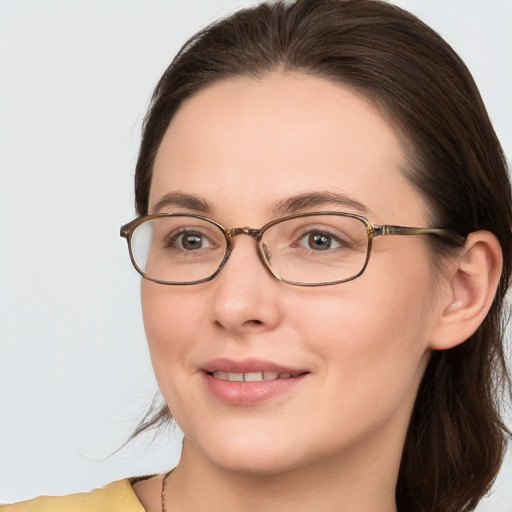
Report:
223,226,275,275
226,226,261,240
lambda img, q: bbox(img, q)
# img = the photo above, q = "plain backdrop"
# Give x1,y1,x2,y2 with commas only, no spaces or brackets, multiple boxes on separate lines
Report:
1,0,511,509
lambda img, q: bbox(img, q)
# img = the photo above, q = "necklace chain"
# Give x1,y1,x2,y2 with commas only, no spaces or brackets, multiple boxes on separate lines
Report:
161,470,173,512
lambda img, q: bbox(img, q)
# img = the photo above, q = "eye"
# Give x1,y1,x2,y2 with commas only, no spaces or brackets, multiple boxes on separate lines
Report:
298,231,342,251
169,230,213,251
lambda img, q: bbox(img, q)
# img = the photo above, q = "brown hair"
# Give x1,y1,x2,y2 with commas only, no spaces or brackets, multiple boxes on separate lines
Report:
131,1,512,510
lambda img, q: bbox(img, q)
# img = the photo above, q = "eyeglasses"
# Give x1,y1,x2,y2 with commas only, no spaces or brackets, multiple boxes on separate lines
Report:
120,212,464,286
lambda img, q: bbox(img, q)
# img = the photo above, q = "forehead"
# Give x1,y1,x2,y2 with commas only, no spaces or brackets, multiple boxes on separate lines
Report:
150,72,427,225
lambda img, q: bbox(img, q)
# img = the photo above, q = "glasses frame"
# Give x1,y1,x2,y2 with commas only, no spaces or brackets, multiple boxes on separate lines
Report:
120,212,465,287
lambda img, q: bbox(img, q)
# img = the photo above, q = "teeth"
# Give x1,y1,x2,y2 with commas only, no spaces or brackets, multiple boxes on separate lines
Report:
244,371,263,382
211,371,296,382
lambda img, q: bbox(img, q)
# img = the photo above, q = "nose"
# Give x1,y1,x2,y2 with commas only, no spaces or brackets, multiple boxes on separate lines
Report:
208,235,282,334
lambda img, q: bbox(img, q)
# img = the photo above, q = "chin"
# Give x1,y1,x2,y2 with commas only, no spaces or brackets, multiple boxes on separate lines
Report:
184,425,312,476
211,450,305,477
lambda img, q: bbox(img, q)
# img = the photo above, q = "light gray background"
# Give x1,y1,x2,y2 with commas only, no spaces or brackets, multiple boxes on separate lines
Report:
1,0,511,508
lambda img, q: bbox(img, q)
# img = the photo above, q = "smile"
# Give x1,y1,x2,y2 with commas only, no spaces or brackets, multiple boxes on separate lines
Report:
211,371,298,382
202,359,308,405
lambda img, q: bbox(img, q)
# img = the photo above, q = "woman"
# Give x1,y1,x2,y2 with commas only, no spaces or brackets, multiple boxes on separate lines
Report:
2,0,510,511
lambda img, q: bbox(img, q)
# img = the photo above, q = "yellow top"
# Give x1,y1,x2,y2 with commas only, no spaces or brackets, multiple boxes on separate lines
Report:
0,479,145,512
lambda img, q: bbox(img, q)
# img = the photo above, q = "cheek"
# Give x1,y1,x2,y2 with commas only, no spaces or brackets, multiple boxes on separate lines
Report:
141,281,204,373
290,265,435,395
140,281,213,430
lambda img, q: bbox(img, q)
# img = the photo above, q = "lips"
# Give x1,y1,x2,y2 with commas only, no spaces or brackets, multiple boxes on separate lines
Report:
201,358,309,405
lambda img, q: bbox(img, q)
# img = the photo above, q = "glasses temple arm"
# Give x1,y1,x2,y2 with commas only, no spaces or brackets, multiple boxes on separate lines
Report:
373,225,465,243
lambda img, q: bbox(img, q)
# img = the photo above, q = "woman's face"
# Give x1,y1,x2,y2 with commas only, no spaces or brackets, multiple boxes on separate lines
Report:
142,73,441,476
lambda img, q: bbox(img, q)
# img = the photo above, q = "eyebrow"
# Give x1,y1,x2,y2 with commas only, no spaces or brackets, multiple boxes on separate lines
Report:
271,192,370,216
151,190,370,217
152,191,211,213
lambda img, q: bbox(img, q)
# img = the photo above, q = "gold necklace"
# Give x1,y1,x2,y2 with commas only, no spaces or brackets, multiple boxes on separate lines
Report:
161,470,173,512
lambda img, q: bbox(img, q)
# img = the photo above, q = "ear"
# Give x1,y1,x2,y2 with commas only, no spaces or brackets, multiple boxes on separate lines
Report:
429,230,503,350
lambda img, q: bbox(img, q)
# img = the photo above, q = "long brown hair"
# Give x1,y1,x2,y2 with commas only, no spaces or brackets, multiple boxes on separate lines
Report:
131,1,512,510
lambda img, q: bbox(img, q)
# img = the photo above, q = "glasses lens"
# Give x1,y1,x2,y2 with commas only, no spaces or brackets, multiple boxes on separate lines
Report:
130,216,227,283
261,214,369,284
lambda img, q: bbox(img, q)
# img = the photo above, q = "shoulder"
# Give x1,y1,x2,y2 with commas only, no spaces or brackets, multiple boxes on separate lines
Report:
0,478,145,512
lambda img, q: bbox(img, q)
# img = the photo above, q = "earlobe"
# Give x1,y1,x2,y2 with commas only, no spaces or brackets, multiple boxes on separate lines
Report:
429,231,503,350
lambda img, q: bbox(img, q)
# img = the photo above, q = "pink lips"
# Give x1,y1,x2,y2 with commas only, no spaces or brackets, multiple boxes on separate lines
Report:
202,358,308,406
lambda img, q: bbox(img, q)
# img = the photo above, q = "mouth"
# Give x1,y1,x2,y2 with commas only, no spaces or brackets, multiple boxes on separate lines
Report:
209,370,304,382
201,358,309,405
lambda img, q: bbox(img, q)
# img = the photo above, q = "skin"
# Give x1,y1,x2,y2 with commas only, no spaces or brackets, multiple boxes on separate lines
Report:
133,72,453,512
